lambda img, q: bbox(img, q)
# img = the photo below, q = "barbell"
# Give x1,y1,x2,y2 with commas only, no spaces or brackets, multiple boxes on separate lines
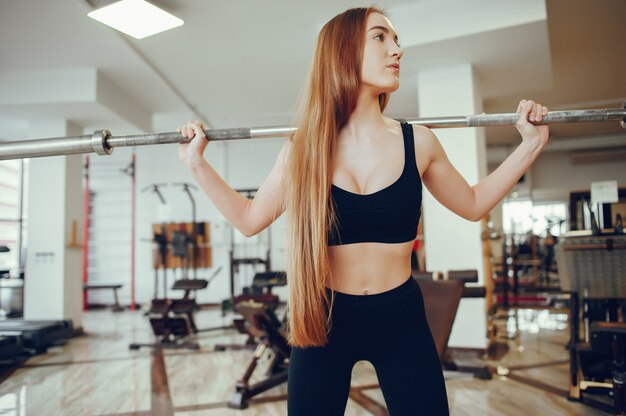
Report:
0,106,624,161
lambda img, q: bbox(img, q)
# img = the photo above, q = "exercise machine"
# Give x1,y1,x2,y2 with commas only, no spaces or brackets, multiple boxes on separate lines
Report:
142,183,170,300
170,266,231,334
130,300,198,350
215,271,286,352
227,299,290,409
224,272,289,409
0,320,74,354
556,233,626,414
131,184,200,350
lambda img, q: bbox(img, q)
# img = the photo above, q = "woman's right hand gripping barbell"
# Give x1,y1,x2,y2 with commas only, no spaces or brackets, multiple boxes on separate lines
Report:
177,120,208,168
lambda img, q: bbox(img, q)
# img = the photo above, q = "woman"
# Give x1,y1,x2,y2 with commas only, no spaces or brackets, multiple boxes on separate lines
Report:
177,7,548,415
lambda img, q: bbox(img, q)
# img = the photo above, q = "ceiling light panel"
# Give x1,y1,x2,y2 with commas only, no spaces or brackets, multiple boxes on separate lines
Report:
87,0,184,39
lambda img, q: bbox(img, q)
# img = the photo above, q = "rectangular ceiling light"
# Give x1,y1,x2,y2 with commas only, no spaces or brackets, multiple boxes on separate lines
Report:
87,0,184,39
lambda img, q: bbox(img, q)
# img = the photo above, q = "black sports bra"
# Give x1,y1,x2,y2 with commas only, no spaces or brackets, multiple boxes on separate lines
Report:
327,122,422,246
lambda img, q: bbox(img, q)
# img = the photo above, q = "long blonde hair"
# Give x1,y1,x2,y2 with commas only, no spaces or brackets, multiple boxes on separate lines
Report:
285,7,391,348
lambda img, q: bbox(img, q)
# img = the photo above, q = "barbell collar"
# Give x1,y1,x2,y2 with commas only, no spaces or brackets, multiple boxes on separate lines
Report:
91,130,113,156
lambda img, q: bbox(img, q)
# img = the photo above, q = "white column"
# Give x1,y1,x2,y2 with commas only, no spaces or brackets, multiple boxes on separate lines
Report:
24,120,84,330
416,64,488,349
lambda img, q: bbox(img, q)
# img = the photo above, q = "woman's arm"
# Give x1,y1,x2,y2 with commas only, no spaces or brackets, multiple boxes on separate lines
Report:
179,121,290,237
417,99,549,222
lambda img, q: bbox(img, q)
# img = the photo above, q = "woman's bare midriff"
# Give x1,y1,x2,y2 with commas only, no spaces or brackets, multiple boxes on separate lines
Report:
327,240,414,295
324,118,427,296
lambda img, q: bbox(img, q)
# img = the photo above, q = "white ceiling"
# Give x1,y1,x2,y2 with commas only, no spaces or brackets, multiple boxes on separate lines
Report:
0,0,624,146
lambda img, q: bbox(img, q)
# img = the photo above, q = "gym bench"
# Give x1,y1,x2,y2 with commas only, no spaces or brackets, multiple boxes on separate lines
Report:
83,284,124,312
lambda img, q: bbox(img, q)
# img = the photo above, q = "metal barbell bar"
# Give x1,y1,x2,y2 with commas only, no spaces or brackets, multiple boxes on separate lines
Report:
1,107,624,161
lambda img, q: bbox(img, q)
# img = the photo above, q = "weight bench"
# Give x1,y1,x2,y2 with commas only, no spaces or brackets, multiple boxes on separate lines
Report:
170,279,207,333
227,300,290,409
130,298,199,351
414,270,491,380
83,284,124,312
216,271,287,352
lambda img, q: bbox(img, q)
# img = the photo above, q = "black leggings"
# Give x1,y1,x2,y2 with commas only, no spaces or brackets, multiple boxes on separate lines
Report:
287,275,449,415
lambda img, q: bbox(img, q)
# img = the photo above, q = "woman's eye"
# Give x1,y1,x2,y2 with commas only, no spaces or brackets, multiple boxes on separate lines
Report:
374,33,400,47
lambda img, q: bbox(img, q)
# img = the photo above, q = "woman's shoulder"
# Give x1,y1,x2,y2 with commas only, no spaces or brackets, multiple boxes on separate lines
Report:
409,123,439,148
407,122,441,174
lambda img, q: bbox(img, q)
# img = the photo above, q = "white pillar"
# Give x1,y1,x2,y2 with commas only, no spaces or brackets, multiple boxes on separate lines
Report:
24,120,83,330
416,64,488,349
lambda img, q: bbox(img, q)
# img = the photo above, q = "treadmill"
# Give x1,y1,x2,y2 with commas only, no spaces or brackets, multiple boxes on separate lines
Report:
0,320,73,354
0,335,23,365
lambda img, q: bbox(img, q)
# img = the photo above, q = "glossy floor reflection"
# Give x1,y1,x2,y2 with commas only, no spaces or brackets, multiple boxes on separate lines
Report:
0,305,613,415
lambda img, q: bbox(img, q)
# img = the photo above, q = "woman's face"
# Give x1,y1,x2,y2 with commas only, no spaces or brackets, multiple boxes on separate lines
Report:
361,12,403,94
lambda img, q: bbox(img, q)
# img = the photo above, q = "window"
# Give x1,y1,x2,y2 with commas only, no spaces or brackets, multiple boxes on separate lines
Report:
502,199,568,237
0,159,27,277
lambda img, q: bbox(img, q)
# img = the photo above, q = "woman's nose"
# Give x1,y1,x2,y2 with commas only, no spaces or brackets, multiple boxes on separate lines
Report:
391,44,403,59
